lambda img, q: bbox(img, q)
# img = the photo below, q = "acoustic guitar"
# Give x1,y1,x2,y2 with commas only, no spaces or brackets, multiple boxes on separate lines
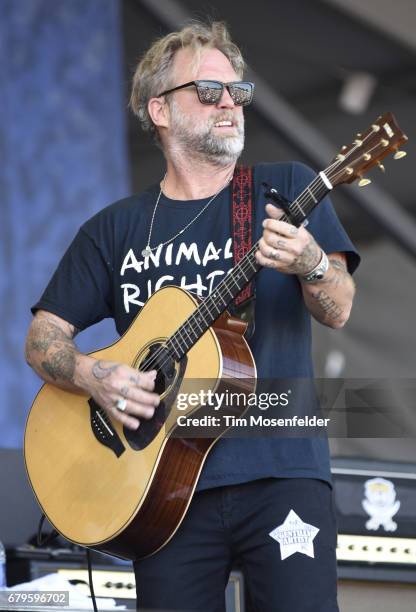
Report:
24,113,407,560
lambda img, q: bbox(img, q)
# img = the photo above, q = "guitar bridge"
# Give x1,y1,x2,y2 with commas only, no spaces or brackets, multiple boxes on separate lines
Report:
89,399,125,457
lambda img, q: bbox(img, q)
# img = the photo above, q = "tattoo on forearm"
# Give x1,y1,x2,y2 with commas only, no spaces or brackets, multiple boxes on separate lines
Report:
41,348,76,381
329,259,345,284
312,289,343,321
329,259,347,273
26,318,77,382
92,360,119,380
27,319,74,354
326,258,355,292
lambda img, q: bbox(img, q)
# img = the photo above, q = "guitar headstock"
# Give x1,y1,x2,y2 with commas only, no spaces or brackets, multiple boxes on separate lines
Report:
328,112,408,187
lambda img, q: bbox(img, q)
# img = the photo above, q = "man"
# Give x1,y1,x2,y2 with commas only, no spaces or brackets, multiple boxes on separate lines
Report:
26,21,359,612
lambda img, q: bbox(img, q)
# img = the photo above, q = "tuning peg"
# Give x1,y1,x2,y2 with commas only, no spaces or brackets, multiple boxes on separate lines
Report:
358,178,371,187
394,150,407,160
377,161,385,173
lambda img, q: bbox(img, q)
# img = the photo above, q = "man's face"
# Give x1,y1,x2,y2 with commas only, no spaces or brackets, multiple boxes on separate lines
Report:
166,48,245,165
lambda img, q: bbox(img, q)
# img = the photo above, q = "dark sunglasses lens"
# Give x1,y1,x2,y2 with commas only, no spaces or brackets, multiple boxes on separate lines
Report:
196,81,223,104
228,82,253,105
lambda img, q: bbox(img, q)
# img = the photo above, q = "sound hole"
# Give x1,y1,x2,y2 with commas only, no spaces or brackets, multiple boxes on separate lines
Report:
141,343,177,397
124,343,186,451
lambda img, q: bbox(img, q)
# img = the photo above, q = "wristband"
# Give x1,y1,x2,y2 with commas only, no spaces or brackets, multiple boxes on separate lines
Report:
301,250,329,282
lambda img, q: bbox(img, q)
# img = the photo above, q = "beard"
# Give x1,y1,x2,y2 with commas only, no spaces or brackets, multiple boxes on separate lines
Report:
168,99,245,166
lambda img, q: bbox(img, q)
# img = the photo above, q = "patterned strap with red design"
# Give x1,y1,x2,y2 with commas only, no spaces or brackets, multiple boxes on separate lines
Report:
231,165,255,307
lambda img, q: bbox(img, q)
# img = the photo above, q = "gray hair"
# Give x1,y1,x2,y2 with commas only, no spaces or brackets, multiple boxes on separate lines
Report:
129,21,245,136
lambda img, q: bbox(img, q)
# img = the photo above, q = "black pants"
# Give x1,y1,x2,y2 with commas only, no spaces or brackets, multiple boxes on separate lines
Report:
134,478,339,612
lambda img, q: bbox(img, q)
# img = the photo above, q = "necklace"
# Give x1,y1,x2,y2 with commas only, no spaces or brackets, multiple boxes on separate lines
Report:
141,172,233,258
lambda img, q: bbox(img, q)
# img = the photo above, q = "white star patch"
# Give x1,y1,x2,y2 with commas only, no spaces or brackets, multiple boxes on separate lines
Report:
269,509,320,560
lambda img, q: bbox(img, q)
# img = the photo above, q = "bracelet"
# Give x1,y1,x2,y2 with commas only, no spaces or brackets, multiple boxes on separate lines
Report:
301,250,329,283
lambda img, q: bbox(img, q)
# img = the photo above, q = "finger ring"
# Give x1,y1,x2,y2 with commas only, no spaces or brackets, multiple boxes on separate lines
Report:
115,398,127,412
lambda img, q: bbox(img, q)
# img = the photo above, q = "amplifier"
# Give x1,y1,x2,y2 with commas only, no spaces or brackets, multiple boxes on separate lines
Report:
6,547,244,612
332,458,416,581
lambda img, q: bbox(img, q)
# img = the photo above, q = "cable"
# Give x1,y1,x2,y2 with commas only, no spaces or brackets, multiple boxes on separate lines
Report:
36,514,59,548
86,548,99,612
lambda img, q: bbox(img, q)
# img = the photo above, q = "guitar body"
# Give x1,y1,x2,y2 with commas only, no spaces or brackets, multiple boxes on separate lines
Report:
24,286,256,560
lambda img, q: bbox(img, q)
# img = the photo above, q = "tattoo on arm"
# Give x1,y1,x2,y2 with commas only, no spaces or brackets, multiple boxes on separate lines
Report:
26,318,77,382
27,319,74,353
41,351,75,381
329,259,347,273
328,258,355,292
92,360,119,380
312,289,343,321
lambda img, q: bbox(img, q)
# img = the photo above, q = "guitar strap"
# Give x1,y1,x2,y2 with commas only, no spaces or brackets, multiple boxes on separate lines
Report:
230,165,256,338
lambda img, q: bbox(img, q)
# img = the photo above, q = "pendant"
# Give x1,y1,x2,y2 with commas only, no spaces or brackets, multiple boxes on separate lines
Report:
141,246,152,258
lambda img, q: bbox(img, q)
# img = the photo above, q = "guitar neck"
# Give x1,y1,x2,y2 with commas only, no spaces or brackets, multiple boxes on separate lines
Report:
164,170,332,360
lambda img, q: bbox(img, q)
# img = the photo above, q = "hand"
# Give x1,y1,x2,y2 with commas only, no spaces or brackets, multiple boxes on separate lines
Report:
255,203,321,276
87,359,160,430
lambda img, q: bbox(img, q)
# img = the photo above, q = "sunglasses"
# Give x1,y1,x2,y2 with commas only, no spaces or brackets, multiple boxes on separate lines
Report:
157,80,254,106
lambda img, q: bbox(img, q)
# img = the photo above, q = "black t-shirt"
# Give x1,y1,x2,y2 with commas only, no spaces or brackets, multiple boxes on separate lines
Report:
33,162,360,489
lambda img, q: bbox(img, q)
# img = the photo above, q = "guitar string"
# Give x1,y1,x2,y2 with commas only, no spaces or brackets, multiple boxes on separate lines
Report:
140,132,378,374
140,162,353,368
137,129,380,374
